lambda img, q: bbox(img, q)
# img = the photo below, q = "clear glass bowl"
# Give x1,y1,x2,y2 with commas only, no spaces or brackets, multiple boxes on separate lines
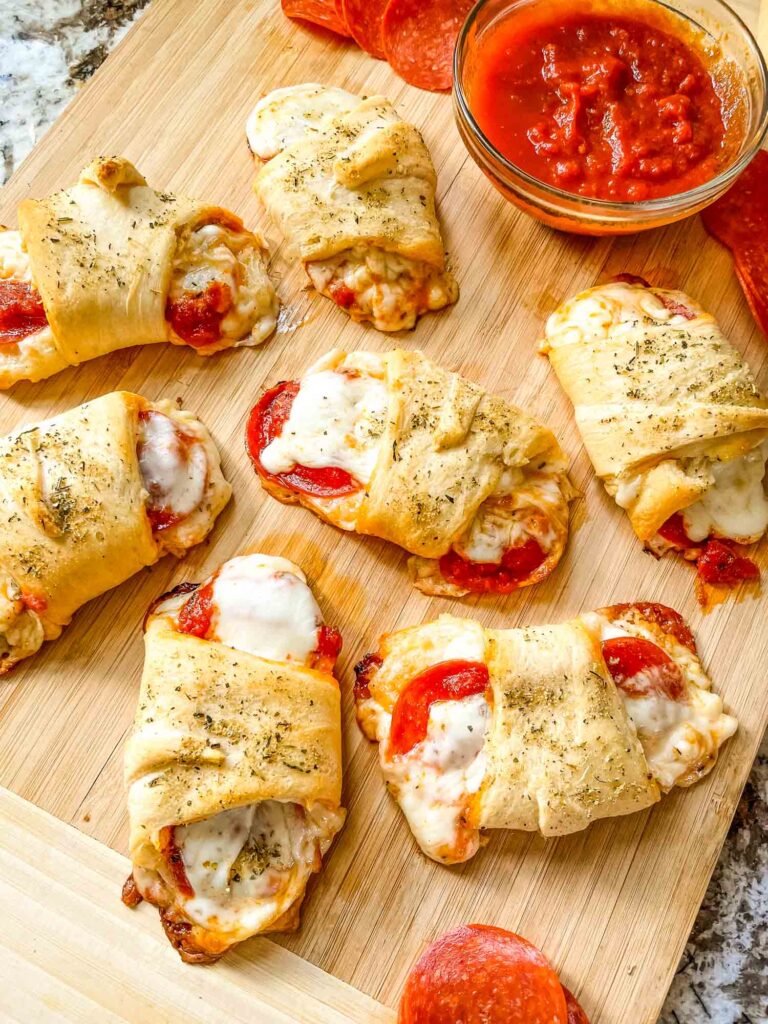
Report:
453,0,768,235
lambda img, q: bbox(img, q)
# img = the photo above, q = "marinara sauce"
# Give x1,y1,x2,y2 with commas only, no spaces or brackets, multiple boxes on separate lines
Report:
469,4,732,202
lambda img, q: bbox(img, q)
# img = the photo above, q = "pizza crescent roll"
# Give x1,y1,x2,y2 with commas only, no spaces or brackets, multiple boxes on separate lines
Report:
355,602,736,864
0,156,278,386
247,348,576,597
123,553,345,963
248,84,458,331
0,391,230,672
541,277,768,597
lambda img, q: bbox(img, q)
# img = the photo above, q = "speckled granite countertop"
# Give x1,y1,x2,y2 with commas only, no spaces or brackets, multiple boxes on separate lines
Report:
1,2,766,1021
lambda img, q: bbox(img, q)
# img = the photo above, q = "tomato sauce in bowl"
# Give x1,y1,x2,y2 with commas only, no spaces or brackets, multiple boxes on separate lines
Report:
454,0,766,233
469,8,731,202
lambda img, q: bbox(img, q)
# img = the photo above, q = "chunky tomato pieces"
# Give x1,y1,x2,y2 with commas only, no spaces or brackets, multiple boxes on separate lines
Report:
247,380,362,498
310,624,343,673
658,513,759,592
389,660,489,757
166,280,233,348
0,280,48,343
439,536,547,593
697,538,760,587
469,9,730,201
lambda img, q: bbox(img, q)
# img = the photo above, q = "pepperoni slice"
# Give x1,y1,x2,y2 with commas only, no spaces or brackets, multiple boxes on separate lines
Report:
0,280,48,343
701,150,768,337
603,602,696,653
246,380,362,498
281,0,351,37
310,624,343,673
342,0,387,57
612,273,651,287
177,581,215,638
602,636,686,701
166,279,233,348
389,660,489,757
439,536,547,593
658,512,696,550
353,652,383,701
398,924,572,1024
382,0,475,92
562,987,590,1024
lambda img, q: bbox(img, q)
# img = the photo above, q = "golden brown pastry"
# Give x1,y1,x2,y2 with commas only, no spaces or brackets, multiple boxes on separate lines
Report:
123,553,345,963
541,277,768,599
355,602,736,864
0,390,230,672
0,156,278,386
248,84,458,331
247,348,575,597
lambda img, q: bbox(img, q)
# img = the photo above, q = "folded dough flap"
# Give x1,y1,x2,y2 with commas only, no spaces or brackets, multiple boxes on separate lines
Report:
126,619,343,844
254,97,445,267
479,620,659,836
18,156,223,365
0,391,157,630
357,350,561,558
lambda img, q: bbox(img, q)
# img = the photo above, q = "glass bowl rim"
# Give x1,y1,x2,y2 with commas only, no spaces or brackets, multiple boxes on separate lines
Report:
453,0,768,213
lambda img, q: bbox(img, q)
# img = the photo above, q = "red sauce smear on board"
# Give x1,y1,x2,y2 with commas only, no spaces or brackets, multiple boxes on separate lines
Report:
166,280,233,348
439,536,547,593
398,923,582,1024
246,380,361,498
658,512,760,591
0,280,48,343
468,6,733,202
388,660,489,757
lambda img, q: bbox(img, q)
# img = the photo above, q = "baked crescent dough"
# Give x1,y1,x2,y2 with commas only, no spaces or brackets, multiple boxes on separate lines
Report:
541,278,768,543
0,391,230,672
355,602,736,863
250,85,458,331
249,348,575,597
0,156,277,386
124,553,345,962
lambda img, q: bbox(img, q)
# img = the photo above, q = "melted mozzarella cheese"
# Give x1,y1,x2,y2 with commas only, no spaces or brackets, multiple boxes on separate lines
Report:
391,694,490,862
591,614,737,791
0,230,32,282
456,472,561,564
138,411,208,520
169,223,277,347
208,554,322,663
246,83,358,160
260,368,388,483
682,444,768,544
306,246,457,332
178,801,309,932
544,281,705,347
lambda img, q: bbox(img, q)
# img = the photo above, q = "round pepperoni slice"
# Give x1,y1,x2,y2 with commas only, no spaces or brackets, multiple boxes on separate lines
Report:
281,0,351,37
382,0,475,92
602,636,686,701
398,924,572,1024
389,660,489,757
342,0,387,57
562,987,590,1024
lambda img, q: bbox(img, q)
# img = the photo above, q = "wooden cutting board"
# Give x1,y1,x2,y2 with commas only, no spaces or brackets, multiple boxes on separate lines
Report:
0,1,765,1020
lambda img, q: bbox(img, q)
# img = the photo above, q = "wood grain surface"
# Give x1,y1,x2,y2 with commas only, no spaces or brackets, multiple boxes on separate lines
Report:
0,1,765,1021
